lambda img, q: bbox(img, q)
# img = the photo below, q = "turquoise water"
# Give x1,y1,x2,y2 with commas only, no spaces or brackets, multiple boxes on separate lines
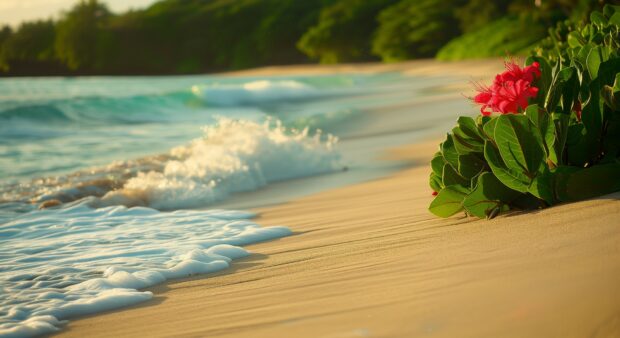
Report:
1,72,462,216
0,74,383,180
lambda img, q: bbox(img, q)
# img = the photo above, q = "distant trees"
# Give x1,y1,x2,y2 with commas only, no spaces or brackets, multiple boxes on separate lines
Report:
372,0,466,62
297,0,398,63
0,0,605,76
55,0,111,71
0,21,61,74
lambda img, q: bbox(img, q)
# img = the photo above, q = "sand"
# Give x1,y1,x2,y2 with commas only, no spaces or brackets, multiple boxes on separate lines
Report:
54,142,620,338
226,58,504,78
53,60,620,338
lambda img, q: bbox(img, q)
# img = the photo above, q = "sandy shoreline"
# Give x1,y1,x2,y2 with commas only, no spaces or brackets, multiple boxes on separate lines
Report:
54,141,620,338
225,58,503,77
53,60,620,338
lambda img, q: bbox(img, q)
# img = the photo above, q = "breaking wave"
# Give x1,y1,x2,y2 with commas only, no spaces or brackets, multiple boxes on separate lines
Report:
3,117,341,211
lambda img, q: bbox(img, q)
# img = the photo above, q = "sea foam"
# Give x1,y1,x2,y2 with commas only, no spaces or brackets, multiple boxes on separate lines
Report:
3,117,341,212
0,204,291,337
97,118,341,209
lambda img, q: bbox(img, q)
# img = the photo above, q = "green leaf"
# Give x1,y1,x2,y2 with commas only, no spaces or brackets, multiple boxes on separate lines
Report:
552,111,569,165
476,115,491,128
567,31,584,48
586,46,609,81
582,59,620,143
603,85,620,110
458,154,486,179
527,168,554,204
581,98,603,139
525,104,557,165
553,166,582,202
526,56,552,106
603,5,620,18
440,134,459,170
457,116,483,140
555,164,620,202
452,126,484,155
462,172,520,219
482,115,499,140
597,59,620,88
484,141,530,192
430,172,443,193
494,114,546,177
545,66,577,114
431,152,446,176
428,185,469,218
451,117,485,155
566,124,590,166
609,12,620,26
591,11,608,27
442,163,469,187
576,44,593,76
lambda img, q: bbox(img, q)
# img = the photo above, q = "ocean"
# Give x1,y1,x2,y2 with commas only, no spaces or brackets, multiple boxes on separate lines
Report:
0,70,472,336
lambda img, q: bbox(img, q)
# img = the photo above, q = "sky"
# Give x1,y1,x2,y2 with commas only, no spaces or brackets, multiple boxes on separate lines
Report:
0,0,158,27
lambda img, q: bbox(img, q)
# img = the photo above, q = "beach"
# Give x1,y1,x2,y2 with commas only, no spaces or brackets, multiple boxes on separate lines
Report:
52,140,620,338
44,60,620,338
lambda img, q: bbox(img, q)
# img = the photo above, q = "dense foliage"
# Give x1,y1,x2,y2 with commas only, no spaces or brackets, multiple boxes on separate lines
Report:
0,0,602,75
436,15,546,61
429,5,620,219
297,0,398,63
0,0,327,75
436,0,600,61
371,0,465,62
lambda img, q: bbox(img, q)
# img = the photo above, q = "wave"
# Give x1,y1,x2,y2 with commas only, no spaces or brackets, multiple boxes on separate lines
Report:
191,80,331,107
100,118,341,209
0,105,71,124
0,203,291,337
2,117,341,211
0,91,199,127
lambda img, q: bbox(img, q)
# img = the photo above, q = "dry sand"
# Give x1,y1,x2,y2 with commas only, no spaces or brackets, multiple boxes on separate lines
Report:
54,60,620,338
226,58,503,78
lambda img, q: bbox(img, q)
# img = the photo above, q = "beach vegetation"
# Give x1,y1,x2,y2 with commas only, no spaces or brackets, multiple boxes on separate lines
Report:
429,5,620,219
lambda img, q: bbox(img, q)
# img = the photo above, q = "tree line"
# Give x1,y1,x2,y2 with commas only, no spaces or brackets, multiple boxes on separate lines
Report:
0,0,601,76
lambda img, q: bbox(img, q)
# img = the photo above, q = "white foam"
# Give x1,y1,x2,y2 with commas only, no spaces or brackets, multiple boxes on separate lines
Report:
0,204,291,337
191,80,321,106
101,118,340,209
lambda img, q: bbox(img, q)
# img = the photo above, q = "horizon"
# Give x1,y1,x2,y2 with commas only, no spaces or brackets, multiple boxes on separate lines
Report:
0,0,157,27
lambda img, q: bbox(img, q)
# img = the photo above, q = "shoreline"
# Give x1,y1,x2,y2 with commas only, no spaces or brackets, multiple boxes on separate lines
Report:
54,140,620,338
50,59,620,337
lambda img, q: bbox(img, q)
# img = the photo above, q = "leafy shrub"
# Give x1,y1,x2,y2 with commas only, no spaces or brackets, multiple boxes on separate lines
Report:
429,5,620,219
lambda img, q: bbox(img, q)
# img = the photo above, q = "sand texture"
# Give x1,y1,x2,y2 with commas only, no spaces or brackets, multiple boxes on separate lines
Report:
54,139,620,338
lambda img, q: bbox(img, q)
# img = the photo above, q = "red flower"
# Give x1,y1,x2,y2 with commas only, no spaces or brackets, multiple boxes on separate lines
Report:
432,191,438,196
473,61,541,115
573,101,582,121
499,61,541,83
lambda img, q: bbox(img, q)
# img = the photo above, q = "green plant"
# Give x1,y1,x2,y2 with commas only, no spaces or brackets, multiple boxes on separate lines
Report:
429,5,620,219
